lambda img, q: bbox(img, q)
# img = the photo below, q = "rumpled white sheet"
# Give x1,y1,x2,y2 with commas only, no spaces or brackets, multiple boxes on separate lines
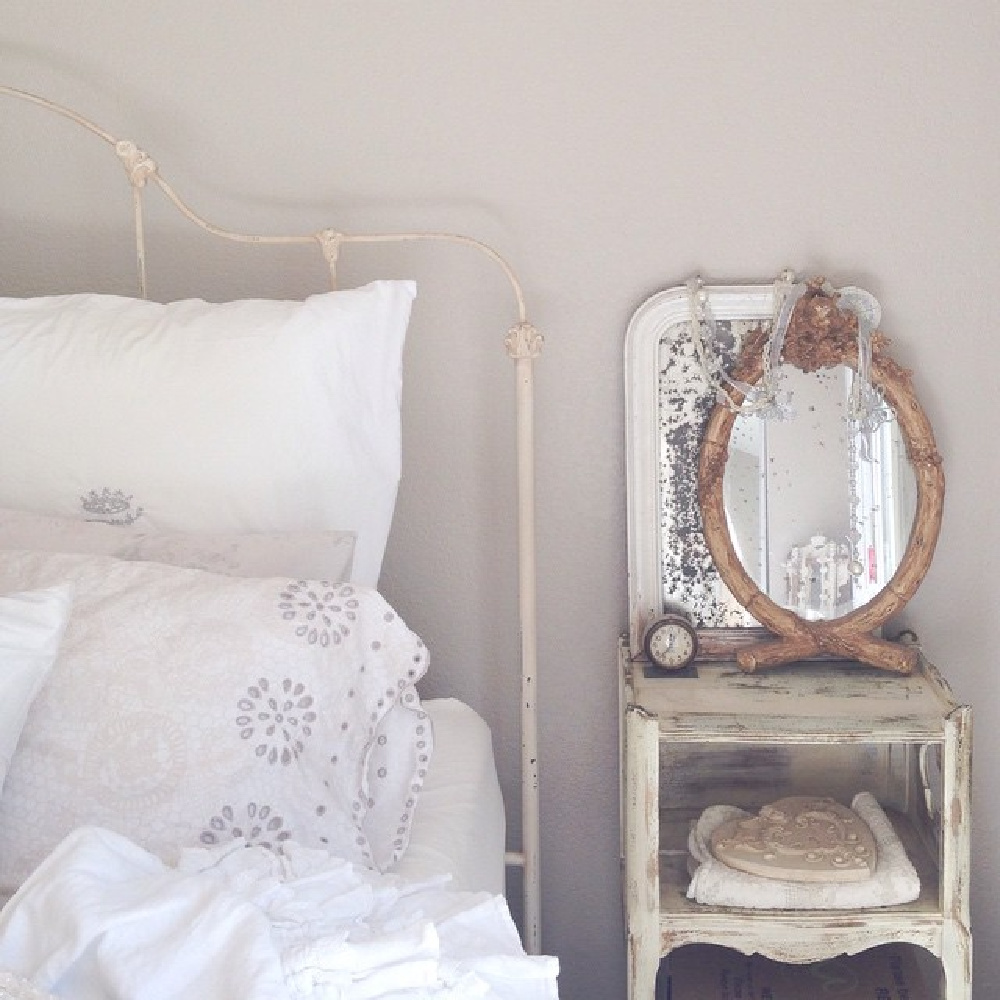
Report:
686,791,920,909
0,827,558,1000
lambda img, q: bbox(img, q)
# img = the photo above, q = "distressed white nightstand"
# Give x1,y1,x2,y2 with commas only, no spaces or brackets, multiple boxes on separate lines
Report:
619,641,971,999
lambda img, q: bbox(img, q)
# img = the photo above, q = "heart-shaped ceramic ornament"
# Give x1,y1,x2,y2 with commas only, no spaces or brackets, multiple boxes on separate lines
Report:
709,796,878,883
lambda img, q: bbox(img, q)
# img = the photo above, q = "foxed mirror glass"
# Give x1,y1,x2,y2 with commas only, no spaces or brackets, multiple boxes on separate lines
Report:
625,277,941,672
725,365,917,620
625,283,773,655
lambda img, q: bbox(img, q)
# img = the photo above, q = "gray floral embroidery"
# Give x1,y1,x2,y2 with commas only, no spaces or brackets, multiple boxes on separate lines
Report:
80,487,145,525
278,582,359,646
236,677,316,765
200,802,291,849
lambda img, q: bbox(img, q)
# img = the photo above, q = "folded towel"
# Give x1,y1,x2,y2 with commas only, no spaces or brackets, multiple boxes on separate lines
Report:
687,792,920,909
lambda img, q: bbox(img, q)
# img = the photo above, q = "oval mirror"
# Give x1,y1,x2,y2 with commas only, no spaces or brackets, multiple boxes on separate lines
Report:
698,279,944,674
724,364,918,620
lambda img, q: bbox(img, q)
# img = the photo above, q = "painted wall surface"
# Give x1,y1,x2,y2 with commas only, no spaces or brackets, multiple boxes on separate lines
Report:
2,4,998,996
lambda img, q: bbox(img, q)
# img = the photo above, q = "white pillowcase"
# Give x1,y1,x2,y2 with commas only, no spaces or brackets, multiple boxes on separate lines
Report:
0,586,73,792
0,551,432,894
0,281,415,586
0,507,426,871
362,690,435,870
0,506,356,582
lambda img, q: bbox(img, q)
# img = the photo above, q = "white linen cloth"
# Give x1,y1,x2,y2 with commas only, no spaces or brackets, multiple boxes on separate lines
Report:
391,699,506,896
686,791,920,909
0,827,558,1000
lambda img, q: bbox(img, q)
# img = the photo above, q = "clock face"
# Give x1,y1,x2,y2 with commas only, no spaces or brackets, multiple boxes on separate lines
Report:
644,617,697,670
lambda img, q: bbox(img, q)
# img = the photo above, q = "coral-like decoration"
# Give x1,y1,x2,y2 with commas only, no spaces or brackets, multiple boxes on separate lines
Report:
782,278,861,372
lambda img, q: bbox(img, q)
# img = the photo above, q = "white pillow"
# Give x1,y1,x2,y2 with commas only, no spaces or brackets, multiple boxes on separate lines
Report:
0,281,415,586
0,586,73,792
0,551,432,894
0,507,427,871
0,506,356,582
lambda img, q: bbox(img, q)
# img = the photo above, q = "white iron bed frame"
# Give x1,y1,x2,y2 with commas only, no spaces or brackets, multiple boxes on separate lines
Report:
0,85,543,955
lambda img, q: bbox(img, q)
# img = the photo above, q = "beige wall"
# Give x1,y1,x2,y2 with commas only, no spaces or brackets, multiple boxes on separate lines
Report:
3,4,999,996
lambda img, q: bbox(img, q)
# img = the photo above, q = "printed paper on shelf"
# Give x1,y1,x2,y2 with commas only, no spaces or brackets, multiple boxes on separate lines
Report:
662,944,935,1000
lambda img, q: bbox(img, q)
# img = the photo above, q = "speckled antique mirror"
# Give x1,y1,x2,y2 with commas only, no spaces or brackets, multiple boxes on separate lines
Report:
626,280,775,657
625,274,944,674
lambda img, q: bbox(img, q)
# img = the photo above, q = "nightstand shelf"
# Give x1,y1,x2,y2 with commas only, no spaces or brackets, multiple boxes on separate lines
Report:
619,641,971,999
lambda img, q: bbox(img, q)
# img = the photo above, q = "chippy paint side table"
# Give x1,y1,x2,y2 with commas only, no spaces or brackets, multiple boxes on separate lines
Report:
619,640,971,999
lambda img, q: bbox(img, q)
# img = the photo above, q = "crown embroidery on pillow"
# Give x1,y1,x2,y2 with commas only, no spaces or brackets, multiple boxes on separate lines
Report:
80,488,145,526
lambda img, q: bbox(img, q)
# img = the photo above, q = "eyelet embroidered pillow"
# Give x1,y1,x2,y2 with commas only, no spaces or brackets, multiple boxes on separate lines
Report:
0,507,427,872
0,551,432,896
0,281,415,587
0,585,73,793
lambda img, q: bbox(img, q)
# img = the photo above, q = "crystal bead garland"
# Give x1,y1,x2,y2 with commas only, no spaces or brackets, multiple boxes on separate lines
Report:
840,285,891,454
688,272,890,436
839,285,889,588
847,427,867,581
686,270,800,420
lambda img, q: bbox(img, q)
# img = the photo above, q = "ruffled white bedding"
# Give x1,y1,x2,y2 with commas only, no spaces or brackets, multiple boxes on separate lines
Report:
0,827,558,1000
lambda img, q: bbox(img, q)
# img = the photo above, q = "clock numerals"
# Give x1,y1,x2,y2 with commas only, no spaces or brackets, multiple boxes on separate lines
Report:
643,613,698,672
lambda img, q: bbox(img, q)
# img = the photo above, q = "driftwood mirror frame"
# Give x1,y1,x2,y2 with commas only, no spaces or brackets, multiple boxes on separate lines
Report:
698,279,945,674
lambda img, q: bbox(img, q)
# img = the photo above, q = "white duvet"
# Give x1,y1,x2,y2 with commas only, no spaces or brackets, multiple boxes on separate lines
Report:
0,828,558,1000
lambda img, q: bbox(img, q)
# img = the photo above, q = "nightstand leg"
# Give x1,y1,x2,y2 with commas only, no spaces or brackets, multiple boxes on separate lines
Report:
624,704,660,999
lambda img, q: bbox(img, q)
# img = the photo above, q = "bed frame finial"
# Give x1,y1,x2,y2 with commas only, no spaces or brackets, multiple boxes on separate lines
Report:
114,140,157,188
316,229,344,287
505,322,544,361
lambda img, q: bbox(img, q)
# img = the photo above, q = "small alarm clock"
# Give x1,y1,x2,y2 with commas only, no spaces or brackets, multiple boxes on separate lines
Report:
643,605,699,672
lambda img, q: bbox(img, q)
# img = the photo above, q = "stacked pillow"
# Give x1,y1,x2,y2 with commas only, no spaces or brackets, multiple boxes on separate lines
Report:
0,508,357,582
0,281,434,891
0,281,415,587
0,551,432,894
0,586,73,797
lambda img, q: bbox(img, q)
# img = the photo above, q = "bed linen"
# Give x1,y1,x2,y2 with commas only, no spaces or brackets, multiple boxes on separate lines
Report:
0,586,73,795
0,282,414,586
0,699,508,905
393,699,506,896
0,825,558,1000
0,551,434,892
0,507,357,583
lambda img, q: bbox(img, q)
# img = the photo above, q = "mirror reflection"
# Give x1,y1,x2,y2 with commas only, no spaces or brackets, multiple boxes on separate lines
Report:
723,365,917,621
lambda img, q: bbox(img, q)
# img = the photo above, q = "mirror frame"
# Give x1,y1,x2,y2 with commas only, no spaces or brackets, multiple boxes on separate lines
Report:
698,279,945,674
625,282,777,658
